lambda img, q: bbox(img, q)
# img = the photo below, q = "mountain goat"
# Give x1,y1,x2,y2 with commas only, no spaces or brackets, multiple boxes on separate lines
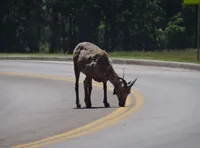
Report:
73,42,137,108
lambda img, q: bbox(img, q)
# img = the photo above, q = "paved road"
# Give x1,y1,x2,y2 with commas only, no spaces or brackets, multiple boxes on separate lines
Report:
1,60,200,148
0,60,119,148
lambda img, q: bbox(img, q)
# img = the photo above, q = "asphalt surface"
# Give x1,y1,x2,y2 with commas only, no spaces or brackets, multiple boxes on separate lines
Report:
0,60,118,148
1,60,200,148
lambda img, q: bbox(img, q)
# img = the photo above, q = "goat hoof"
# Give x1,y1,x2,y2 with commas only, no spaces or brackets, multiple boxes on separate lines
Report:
76,104,81,108
86,104,92,108
104,103,110,108
119,104,125,107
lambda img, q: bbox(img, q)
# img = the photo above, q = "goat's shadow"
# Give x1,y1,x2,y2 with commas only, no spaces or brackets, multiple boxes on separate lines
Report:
73,105,130,110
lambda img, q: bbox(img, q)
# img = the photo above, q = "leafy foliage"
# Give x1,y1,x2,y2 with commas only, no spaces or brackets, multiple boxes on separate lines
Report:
0,0,197,53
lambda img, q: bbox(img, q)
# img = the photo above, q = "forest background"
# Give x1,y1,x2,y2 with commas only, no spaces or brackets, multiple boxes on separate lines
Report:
0,0,199,63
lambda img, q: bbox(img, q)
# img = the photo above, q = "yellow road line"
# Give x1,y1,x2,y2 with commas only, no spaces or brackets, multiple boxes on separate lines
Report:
27,90,143,148
0,72,143,148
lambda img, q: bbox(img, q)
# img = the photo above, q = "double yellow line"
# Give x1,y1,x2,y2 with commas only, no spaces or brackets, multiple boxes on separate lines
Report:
0,72,143,148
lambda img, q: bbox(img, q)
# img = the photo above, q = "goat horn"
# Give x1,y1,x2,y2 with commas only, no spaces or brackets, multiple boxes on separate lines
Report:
128,78,138,88
123,67,125,79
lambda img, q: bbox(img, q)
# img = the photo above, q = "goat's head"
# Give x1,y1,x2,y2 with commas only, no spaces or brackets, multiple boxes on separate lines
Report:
113,77,138,107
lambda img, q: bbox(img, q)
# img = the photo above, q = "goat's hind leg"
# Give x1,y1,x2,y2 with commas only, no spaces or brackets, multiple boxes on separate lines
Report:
74,66,81,108
103,82,110,108
84,77,92,108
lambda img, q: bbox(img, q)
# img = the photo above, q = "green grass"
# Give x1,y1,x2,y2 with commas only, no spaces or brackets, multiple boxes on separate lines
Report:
108,50,200,64
0,50,200,64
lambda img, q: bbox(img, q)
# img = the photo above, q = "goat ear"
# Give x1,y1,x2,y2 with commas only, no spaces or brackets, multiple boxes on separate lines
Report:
128,81,131,84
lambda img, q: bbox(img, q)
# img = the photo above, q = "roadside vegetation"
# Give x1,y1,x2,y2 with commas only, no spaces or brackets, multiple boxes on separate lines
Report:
0,0,199,63
1,49,199,64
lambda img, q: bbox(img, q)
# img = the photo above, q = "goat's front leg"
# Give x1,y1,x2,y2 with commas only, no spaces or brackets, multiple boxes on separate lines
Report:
84,77,92,108
74,66,81,108
103,82,110,108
